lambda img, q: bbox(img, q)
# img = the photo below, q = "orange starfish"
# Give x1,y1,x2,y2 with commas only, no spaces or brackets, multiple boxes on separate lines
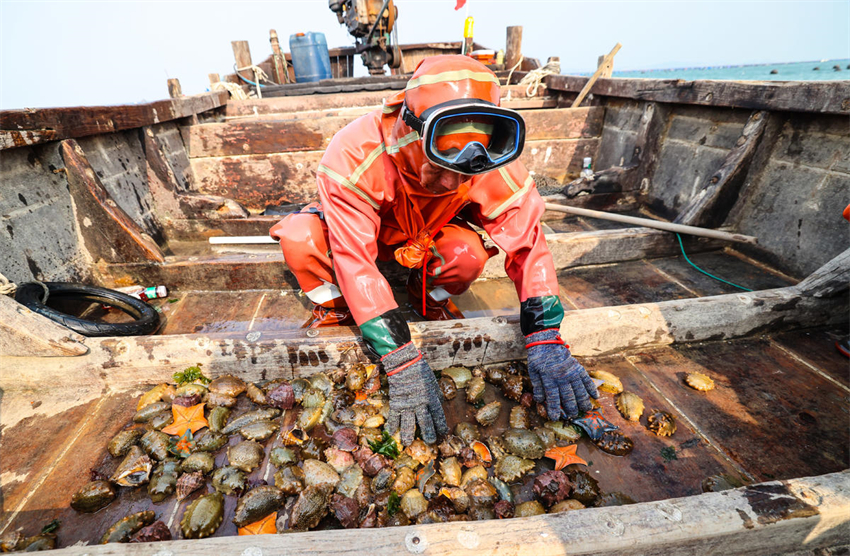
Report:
238,513,277,535
162,403,208,437
545,444,587,471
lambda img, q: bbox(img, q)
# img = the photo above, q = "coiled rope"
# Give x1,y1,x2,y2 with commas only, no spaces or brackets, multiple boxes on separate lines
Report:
518,59,561,97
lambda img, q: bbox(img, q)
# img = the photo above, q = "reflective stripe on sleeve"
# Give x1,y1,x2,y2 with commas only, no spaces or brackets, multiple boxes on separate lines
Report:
484,175,535,220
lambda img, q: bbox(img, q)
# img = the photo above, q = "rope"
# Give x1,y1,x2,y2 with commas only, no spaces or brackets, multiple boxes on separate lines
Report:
0,272,50,302
503,58,524,101
235,64,272,98
518,59,561,97
676,234,753,292
211,80,249,100
0,272,16,297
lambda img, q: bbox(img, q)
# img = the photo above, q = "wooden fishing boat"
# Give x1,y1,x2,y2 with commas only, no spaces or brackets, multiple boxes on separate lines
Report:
1,39,848,554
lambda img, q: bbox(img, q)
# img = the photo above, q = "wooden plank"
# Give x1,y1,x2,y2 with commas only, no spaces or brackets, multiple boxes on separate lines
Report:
648,250,794,296
0,388,103,531
795,247,850,298
558,259,694,309
582,356,750,496
184,107,603,158
183,117,350,157
628,339,850,481
771,326,850,389
3,285,845,387
0,295,88,356
547,75,850,115
189,139,594,212
225,89,555,118
225,91,387,116
0,391,140,542
23,471,850,556
61,139,165,263
190,150,323,211
0,92,228,150
675,111,769,227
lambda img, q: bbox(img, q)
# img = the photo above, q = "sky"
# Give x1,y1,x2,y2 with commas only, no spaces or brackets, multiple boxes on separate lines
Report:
1,0,848,110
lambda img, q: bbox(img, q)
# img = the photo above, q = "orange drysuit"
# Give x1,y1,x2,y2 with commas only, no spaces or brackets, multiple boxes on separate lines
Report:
271,56,564,356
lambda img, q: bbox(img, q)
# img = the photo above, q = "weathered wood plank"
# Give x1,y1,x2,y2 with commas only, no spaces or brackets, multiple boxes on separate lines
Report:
18,471,850,556
0,92,228,150
629,339,850,481
3,285,845,388
183,107,604,158
0,295,88,357
772,326,850,389
795,247,850,298
189,139,597,212
191,151,323,210
61,139,166,263
481,228,721,279
675,111,769,227
225,88,554,118
546,75,850,115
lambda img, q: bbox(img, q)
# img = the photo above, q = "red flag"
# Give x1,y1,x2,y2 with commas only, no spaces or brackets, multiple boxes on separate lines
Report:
455,0,467,10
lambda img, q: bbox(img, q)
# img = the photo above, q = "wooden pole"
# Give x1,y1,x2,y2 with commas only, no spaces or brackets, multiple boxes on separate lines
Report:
571,42,622,108
232,40,253,83
166,78,182,98
505,26,523,70
269,29,288,84
208,73,220,87
543,203,758,244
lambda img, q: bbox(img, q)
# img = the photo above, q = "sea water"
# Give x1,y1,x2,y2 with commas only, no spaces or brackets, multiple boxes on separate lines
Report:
585,59,850,81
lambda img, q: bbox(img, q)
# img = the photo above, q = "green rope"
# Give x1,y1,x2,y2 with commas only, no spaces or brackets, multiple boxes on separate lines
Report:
676,233,753,292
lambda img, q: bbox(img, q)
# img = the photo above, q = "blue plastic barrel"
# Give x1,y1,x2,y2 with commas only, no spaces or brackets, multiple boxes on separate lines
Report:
289,32,333,83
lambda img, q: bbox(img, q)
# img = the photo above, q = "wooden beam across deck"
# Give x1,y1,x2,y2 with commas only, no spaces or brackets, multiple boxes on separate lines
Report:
183,107,605,158
224,85,556,118
189,138,598,211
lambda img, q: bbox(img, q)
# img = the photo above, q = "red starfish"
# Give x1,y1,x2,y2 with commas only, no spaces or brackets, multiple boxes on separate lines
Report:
545,445,587,471
162,403,208,437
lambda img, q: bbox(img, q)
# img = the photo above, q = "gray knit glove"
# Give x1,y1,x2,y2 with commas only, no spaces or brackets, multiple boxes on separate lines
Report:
382,342,449,445
526,329,598,420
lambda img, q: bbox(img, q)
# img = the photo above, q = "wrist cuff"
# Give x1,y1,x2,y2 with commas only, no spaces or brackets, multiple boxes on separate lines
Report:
520,296,565,336
360,308,411,357
381,341,420,373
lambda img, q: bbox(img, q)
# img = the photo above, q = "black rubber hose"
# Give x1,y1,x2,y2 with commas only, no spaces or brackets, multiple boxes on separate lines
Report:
15,282,160,337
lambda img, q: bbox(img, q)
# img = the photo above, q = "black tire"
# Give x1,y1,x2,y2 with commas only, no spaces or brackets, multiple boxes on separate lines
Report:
15,282,160,337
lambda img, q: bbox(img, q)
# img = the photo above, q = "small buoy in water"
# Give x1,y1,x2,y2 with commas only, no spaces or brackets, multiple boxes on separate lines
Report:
833,65,842,71
770,69,778,74
813,66,820,71
847,64,850,70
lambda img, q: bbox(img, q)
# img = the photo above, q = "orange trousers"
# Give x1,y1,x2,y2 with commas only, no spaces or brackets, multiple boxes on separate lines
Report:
270,205,493,311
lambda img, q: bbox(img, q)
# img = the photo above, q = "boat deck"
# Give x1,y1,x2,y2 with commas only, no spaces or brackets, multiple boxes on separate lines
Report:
1,325,846,546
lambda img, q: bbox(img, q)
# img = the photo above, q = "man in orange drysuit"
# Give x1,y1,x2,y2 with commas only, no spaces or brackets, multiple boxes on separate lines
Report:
271,55,598,445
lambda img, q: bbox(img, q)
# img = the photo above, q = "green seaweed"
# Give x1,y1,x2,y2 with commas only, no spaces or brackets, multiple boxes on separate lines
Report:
387,491,401,517
369,430,400,459
173,365,211,386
